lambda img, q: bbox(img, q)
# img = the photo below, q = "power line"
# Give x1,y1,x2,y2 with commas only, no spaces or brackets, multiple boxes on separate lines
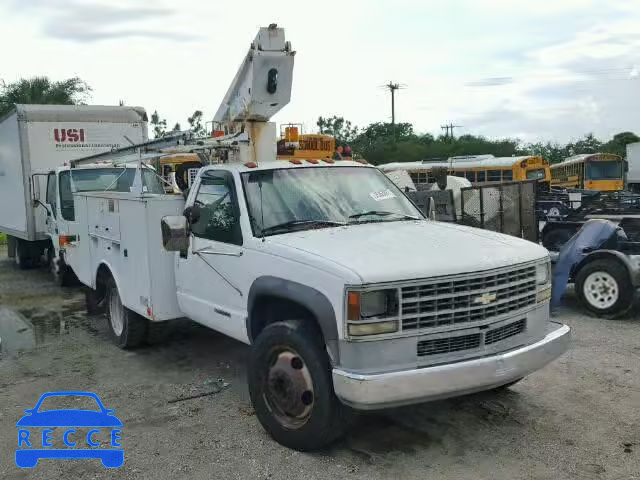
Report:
440,122,463,141
380,81,407,140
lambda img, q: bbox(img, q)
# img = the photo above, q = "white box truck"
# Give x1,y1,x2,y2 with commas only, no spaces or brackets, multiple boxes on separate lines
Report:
0,104,148,268
626,142,640,192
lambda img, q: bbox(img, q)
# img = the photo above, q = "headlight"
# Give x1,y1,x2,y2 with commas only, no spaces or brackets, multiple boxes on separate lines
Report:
347,289,398,320
346,289,399,337
536,261,551,285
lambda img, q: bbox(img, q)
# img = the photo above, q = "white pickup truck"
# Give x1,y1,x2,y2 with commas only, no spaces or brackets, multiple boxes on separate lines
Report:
66,158,570,450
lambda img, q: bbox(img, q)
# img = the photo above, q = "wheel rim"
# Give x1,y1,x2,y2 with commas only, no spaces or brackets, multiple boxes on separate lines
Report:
548,207,561,217
583,271,619,309
263,347,315,429
108,287,124,336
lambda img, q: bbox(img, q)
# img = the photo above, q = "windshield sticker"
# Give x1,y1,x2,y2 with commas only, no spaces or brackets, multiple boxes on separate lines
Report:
369,189,396,201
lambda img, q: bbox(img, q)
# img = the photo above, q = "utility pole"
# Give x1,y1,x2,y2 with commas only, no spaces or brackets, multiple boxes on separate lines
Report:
382,81,406,140
440,122,463,142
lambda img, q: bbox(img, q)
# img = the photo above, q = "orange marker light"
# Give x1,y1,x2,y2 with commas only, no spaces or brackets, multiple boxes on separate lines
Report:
322,158,335,164
244,162,258,168
58,235,77,248
306,159,319,164
289,159,302,165
347,291,361,321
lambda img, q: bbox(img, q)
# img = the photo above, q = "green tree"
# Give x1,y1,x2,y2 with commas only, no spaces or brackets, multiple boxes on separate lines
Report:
525,141,569,164
316,115,359,146
0,76,91,116
150,110,167,138
172,122,181,132
187,110,206,137
604,131,640,157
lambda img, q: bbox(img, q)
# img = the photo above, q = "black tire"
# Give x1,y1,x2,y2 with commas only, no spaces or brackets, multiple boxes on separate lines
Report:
14,239,33,270
542,228,573,251
85,287,106,315
575,259,634,317
248,320,349,451
50,252,75,287
105,276,147,348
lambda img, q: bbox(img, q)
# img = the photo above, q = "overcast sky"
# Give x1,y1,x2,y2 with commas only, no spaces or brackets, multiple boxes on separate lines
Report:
2,0,639,143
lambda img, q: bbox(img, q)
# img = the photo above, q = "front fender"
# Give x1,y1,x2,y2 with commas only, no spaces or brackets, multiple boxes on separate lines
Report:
247,276,340,362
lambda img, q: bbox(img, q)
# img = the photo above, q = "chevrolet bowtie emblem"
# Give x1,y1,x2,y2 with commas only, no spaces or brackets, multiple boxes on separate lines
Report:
474,292,497,305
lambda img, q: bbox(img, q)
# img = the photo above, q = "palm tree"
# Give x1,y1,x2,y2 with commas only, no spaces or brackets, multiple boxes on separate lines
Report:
0,77,91,116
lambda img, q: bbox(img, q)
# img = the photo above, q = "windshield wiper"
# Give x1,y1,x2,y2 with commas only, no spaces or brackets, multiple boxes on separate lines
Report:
261,219,346,235
348,210,420,222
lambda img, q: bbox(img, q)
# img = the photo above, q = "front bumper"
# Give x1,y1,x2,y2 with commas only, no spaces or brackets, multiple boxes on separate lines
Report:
332,321,570,410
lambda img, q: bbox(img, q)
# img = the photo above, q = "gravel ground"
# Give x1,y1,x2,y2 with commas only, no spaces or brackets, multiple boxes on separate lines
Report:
0,249,638,480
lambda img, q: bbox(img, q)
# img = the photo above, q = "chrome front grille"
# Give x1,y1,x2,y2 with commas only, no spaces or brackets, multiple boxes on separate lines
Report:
417,318,527,357
401,263,537,332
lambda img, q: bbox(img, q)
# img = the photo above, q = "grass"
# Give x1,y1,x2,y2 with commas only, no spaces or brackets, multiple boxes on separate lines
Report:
0,233,6,245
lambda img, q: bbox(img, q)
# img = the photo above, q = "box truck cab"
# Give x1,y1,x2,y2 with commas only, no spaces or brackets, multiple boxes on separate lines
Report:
41,164,165,285
0,104,148,269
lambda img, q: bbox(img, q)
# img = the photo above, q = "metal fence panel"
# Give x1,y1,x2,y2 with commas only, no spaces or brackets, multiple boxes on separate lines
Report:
520,181,537,242
460,180,538,241
407,190,456,222
501,183,521,238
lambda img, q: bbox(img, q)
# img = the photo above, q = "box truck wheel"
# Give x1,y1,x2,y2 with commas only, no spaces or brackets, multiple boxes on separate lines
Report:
14,239,34,270
105,276,147,348
248,320,349,451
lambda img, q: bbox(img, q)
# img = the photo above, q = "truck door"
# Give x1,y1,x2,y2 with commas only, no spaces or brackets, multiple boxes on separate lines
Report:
175,170,246,340
44,172,58,243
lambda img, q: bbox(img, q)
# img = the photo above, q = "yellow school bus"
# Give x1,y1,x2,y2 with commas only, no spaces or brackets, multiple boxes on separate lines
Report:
550,153,625,191
378,155,550,188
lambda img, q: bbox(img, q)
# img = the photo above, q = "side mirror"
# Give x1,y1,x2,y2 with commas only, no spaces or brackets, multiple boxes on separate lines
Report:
161,215,189,252
183,205,201,225
33,199,51,217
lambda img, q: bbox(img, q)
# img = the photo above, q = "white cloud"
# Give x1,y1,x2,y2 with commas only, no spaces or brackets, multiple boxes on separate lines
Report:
0,0,638,143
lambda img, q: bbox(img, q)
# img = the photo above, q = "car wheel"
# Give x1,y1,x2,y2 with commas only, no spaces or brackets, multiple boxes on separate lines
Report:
105,276,147,348
248,320,350,451
575,259,634,317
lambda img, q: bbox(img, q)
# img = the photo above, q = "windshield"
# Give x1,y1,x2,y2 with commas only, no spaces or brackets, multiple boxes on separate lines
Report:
241,166,423,236
526,168,546,180
59,168,166,220
585,161,623,180
36,395,101,412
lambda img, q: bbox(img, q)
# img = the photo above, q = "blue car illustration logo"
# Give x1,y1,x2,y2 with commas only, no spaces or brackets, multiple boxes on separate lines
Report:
16,391,123,468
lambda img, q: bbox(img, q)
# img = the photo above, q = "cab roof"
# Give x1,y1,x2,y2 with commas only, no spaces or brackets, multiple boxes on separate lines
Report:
201,159,371,174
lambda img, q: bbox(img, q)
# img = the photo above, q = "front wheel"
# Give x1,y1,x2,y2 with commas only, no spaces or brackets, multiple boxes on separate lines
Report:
575,259,634,317
105,276,147,348
49,251,75,287
248,320,349,451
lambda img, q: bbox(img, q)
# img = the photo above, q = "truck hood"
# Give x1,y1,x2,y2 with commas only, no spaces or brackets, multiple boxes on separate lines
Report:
267,220,548,284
